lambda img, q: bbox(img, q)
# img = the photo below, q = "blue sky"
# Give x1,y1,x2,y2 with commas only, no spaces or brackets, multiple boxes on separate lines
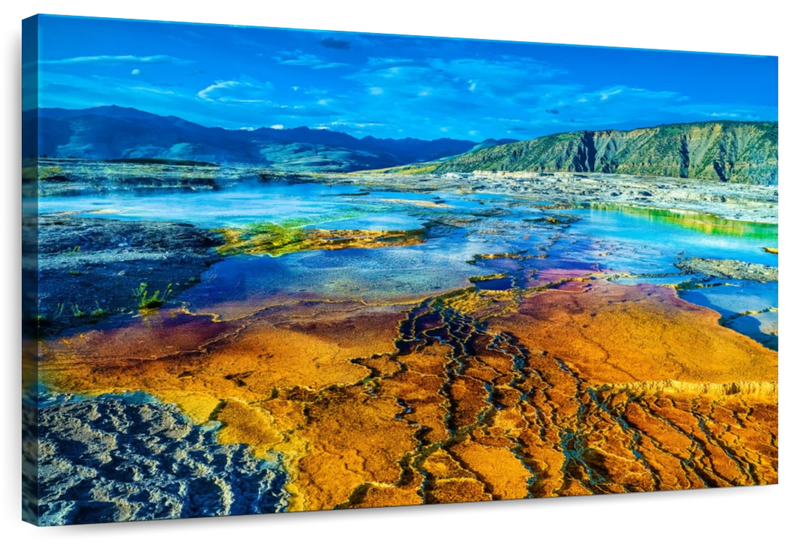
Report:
31,14,778,141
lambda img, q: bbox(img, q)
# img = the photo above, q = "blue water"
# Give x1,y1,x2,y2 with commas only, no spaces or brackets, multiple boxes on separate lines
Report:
568,207,778,272
681,281,778,350
39,182,778,348
39,180,378,228
182,231,506,318
473,276,515,291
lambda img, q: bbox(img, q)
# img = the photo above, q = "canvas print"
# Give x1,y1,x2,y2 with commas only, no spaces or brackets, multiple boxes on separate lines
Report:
22,14,778,526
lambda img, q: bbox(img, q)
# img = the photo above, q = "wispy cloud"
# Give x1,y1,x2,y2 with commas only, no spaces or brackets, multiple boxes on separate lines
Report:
366,57,414,67
334,54,776,139
131,86,174,95
42,54,194,66
273,50,348,70
198,80,239,100
197,78,272,103
33,23,776,140
663,102,776,121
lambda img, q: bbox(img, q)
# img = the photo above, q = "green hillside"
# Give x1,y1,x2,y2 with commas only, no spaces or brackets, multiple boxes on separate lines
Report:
435,121,778,185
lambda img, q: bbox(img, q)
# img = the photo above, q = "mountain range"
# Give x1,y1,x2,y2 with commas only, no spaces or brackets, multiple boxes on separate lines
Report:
435,121,778,185
27,107,778,184
30,106,487,172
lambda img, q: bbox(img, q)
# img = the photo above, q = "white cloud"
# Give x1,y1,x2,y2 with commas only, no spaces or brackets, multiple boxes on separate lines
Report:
366,57,414,67
273,50,347,70
197,78,271,103
426,56,565,94
336,53,764,139
198,80,240,101
313,63,348,70
327,120,386,130
42,54,193,65
664,103,772,121
131,86,174,95
131,69,141,76
600,88,623,100
346,56,564,105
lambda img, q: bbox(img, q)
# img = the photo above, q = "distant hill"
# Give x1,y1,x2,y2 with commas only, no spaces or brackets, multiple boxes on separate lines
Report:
435,121,778,185
466,138,518,153
32,106,477,172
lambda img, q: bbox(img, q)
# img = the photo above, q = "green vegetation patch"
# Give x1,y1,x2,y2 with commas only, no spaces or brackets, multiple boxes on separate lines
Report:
468,273,508,283
133,282,174,310
353,162,441,175
214,214,427,257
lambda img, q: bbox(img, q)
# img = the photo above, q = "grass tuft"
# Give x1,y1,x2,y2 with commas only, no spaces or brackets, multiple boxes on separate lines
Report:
132,282,173,310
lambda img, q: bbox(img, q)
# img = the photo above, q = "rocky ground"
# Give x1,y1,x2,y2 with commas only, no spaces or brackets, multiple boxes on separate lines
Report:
345,171,779,224
676,257,779,282
36,158,259,196
37,215,223,336
36,160,779,224
33,393,287,525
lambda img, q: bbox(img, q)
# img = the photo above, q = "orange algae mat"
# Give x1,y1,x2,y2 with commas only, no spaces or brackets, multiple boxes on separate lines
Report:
40,278,778,511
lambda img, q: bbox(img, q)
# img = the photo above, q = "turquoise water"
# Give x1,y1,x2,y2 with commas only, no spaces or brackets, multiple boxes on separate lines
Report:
39,180,382,228
568,206,778,271
39,182,778,349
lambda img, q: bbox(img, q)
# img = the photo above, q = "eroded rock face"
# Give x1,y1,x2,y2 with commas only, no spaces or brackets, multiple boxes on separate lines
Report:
39,277,778,516
36,393,288,526
436,121,778,185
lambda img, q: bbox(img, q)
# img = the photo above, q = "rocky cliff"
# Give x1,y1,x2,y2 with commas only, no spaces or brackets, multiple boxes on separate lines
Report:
435,121,778,184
